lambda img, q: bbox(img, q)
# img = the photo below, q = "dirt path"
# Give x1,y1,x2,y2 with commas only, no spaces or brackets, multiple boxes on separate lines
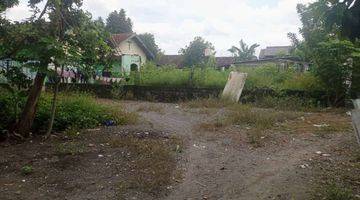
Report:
122,101,354,200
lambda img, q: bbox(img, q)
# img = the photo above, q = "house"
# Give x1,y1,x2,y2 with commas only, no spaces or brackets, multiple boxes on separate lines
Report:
215,57,236,70
259,46,292,59
110,33,155,76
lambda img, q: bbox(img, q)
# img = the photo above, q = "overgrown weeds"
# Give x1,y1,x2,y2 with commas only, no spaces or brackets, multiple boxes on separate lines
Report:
227,104,299,130
198,103,300,146
252,96,317,111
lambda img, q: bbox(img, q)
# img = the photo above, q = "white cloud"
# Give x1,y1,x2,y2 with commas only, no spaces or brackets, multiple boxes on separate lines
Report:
5,0,314,56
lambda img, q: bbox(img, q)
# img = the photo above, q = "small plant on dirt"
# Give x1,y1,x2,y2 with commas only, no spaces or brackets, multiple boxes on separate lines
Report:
64,127,81,138
21,165,33,175
247,129,266,148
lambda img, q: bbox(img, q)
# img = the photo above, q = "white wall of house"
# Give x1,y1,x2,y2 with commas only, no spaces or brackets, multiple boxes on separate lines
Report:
115,37,147,65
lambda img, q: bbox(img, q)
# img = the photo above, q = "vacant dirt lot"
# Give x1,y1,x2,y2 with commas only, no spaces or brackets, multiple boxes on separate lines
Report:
1,100,358,200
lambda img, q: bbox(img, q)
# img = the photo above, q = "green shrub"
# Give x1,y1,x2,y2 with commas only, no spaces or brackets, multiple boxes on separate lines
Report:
0,88,26,131
34,93,137,132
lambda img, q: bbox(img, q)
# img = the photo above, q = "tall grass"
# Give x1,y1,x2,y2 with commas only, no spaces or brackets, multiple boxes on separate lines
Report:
139,63,229,88
138,63,324,92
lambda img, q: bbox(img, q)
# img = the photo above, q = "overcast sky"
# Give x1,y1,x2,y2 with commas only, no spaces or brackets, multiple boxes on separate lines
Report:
5,0,313,56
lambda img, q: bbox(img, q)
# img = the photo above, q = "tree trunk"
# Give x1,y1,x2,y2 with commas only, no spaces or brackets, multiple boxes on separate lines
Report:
44,81,59,138
45,65,63,139
14,72,46,137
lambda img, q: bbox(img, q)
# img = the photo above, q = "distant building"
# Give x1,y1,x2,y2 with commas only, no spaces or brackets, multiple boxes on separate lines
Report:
259,46,292,59
110,33,155,76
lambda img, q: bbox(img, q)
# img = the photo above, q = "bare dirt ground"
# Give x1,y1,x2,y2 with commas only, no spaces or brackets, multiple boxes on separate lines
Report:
121,101,357,200
0,100,358,200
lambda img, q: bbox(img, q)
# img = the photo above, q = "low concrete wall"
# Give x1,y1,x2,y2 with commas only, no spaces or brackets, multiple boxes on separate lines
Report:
46,84,223,102
44,83,333,105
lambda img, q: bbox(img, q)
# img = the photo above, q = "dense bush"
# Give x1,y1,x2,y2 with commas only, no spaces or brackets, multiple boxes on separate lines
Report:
234,65,325,92
0,91,137,134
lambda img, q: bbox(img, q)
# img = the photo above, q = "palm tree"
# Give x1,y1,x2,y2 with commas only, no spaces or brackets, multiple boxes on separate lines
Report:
228,40,260,62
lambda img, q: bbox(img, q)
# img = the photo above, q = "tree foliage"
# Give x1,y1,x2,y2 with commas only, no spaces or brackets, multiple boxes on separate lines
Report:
138,33,161,58
0,0,113,137
0,0,18,13
228,39,259,62
294,0,360,104
179,37,215,67
324,0,360,41
105,9,133,34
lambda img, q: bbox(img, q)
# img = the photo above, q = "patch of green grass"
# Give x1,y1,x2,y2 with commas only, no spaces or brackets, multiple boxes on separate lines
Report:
313,184,354,200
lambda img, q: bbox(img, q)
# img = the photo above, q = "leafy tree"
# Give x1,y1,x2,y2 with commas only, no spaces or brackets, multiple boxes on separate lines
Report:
0,0,112,138
228,39,259,62
179,36,215,67
138,33,160,59
312,39,360,105
105,9,133,34
0,0,18,13
295,0,360,104
324,0,360,41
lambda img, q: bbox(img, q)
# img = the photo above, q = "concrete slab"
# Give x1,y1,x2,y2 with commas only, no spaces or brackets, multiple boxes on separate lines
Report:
353,99,360,109
352,109,360,145
221,72,247,103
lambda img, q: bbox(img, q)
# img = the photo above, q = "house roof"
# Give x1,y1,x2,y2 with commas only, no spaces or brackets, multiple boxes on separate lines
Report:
110,33,155,60
157,55,236,68
157,55,184,68
259,46,292,59
215,57,236,67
